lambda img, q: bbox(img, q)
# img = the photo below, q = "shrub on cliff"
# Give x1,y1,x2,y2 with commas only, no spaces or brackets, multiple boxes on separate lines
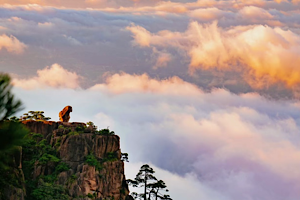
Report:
85,153,103,171
97,127,115,135
31,181,68,200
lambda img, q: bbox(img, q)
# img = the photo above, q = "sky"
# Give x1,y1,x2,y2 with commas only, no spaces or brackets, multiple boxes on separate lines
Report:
1,0,300,199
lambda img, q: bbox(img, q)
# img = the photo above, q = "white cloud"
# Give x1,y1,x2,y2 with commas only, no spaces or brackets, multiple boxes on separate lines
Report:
13,64,81,89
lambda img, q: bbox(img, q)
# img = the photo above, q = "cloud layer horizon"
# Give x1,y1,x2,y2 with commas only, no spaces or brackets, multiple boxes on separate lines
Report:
1,0,300,199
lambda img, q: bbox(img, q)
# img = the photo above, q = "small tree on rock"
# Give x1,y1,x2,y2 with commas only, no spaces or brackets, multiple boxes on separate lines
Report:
127,164,172,200
21,111,51,121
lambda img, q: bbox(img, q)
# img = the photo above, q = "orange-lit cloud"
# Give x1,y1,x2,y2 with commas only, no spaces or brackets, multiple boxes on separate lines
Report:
126,25,152,47
127,21,300,87
13,64,81,89
0,34,26,54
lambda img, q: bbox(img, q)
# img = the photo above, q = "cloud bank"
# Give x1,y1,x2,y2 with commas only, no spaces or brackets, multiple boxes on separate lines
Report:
12,65,300,200
0,2,300,97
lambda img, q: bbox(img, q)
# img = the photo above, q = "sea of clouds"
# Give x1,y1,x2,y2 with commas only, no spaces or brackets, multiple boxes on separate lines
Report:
1,0,300,199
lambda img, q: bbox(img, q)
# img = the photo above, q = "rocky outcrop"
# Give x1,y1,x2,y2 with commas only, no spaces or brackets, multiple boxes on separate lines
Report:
22,120,130,200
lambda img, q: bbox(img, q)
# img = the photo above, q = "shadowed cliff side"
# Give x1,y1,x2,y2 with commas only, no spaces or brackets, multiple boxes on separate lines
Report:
22,120,130,200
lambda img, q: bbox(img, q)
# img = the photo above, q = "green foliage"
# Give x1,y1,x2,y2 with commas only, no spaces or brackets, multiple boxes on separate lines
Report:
22,132,68,200
31,181,68,200
20,111,51,121
75,125,85,133
0,73,22,121
86,121,97,132
85,154,98,166
0,73,29,196
31,133,43,139
35,138,60,166
9,116,20,122
68,174,77,184
36,139,56,156
103,152,118,162
97,128,115,135
0,167,24,195
86,122,118,136
0,121,29,153
55,162,70,174
85,153,103,171
38,153,60,165
55,137,61,147
68,131,80,136
86,121,94,126
39,174,57,183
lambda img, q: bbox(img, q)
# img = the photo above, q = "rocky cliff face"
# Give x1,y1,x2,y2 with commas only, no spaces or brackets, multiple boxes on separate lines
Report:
21,120,130,200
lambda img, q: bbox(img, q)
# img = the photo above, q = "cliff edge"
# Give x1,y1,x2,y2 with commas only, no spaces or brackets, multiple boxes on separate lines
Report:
17,120,130,200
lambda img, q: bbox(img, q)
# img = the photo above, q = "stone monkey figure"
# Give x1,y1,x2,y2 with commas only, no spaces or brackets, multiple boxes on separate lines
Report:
59,106,72,122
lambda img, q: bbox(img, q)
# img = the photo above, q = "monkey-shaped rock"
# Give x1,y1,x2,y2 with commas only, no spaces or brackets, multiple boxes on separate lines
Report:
59,106,72,122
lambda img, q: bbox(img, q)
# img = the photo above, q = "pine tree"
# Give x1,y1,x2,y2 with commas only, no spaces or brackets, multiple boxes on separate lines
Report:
0,73,29,195
127,164,172,200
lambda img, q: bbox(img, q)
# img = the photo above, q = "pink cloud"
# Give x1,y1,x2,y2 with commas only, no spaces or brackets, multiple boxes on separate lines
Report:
0,34,26,54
